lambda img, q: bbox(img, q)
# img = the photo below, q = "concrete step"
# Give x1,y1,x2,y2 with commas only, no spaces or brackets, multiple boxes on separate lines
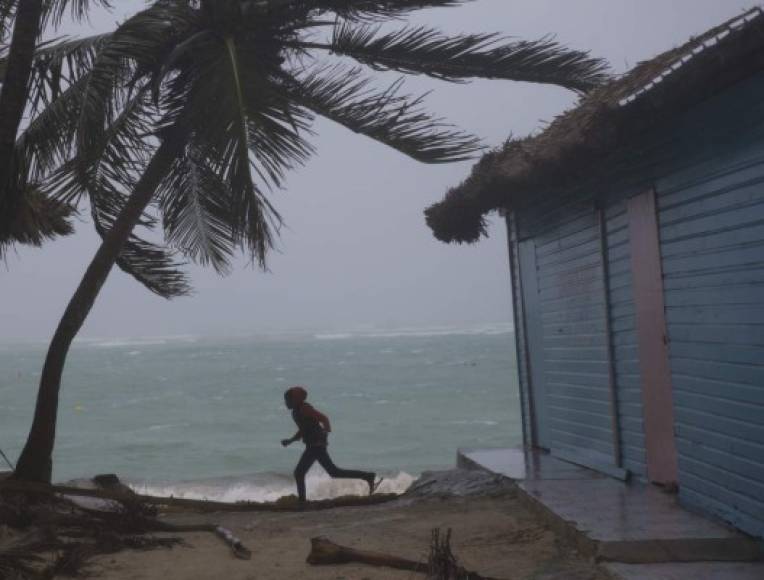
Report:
606,562,764,579
457,448,763,564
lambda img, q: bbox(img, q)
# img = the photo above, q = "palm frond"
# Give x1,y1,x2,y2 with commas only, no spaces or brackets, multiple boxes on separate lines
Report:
17,72,89,183
0,185,74,256
0,35,109,203
310,0,470,22
38,152,191,299
285,65,481,163
27,34,110,107
158,143,236,274
164,33,312,267
74,2,196,175
89,177,191,299
324,23,610,92
0,0,16,42
257,0,468,23
42,0,113,29
62,74,190,298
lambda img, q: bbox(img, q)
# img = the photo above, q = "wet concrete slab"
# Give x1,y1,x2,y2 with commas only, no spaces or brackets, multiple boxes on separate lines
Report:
457,447,602,480
457,448,763,564
606,562,764,579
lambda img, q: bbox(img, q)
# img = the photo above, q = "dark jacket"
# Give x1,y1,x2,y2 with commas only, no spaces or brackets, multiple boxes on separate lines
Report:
292,403,331,447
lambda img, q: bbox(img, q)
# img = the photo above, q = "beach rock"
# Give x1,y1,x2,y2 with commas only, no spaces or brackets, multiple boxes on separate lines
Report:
404,469,515,498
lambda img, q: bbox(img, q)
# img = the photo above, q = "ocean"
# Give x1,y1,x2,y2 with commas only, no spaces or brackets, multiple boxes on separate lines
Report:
0,324,521,501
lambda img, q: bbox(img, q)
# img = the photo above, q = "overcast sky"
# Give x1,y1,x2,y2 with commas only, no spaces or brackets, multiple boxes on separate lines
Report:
0,0,755,341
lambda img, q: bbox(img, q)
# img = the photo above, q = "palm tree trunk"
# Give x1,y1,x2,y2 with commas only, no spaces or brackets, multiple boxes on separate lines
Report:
0,0,44,234
13,141,178,483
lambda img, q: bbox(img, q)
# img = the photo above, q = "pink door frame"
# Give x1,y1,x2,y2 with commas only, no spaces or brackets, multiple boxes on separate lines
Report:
628,189,679,485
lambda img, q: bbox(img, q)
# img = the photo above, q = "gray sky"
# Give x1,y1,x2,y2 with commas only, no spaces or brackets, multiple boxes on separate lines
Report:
0,0,755,341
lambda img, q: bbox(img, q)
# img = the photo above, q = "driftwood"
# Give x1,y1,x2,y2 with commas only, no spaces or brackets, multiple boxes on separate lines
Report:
307,536,426,573
213,526,252,560
0,479,397,512
307,533,505,580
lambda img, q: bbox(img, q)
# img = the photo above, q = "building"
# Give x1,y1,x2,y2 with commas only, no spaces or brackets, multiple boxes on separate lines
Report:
427,9,764,539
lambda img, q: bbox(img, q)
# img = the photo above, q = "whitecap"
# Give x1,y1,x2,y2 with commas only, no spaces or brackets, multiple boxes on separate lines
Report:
94,338,168,348
314,333,352,340
129,470,415,503
147,424,179,431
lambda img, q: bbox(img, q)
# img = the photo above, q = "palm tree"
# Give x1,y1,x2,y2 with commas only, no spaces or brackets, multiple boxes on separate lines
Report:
0,0,110,252
13,0,610,482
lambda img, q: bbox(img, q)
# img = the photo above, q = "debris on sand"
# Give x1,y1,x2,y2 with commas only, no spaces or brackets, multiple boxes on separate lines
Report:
405,469,516,499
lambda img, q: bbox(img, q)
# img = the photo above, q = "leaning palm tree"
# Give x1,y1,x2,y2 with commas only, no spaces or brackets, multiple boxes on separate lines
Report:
0,0,110,252
13,0,610,482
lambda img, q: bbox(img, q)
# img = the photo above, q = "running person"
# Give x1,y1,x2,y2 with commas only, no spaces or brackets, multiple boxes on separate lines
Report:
280,386,381,504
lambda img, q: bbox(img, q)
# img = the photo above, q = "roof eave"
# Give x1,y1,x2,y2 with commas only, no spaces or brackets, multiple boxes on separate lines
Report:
427,8,764,244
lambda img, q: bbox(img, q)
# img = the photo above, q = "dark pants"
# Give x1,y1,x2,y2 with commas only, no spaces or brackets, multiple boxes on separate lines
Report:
294,446,372,502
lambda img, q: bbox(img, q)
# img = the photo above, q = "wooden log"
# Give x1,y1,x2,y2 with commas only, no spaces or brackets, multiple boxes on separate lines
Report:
307,536,506,580
307,536,426,573
213,526,252,560
0,480,397,513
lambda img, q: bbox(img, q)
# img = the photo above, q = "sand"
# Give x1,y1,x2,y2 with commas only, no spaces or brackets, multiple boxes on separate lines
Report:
90,474,611,580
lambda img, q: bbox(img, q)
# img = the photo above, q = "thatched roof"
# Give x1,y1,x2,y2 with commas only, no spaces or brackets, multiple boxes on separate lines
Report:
426,8,764,243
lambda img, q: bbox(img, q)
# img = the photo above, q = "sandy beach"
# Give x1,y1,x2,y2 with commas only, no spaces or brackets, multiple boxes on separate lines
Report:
87,471,608,580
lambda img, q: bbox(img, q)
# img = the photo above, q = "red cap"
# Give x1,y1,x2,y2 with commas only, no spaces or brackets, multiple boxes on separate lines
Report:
285,385,307,405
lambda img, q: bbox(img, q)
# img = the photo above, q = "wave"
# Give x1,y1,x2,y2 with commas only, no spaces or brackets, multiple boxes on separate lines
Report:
75,335,199,349
128,470,415,504
314,333,354,340
450,419,498,426
313,324,513,341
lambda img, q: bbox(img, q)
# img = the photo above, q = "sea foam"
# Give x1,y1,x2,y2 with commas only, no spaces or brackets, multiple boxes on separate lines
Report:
129,470,415,503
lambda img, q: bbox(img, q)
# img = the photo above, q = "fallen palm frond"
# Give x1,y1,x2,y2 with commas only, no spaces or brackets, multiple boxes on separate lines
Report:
0,529,58,580
0,486,189,579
